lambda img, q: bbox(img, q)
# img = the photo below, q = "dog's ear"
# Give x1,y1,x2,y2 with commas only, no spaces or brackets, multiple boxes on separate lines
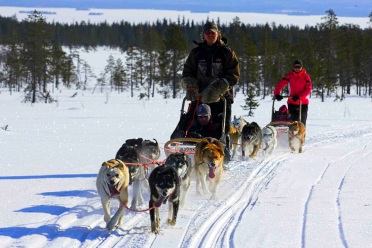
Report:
117,162,126,172
102,159,117,167
153,138,158,145
197,138,209,148
217,147,225,157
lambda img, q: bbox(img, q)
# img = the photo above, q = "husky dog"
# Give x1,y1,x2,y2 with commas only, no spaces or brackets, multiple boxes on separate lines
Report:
194,137,224,199
164,152,192,208
241,122,263,159
229,116,248,158
125,138,161,164
288,121,306,153
141,139,161,161
261,125,278,157
96,159,129,231
115,143,144,210
149,165,180,234
124,138,161,176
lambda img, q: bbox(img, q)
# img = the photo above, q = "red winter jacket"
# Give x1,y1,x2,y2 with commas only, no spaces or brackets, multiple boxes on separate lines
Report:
274,69,312,105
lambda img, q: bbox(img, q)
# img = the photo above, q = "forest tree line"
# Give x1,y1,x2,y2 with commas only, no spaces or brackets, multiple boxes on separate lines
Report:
0,10,371,103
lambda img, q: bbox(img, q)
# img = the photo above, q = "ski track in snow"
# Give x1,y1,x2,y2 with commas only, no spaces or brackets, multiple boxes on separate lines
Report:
5,125,372,247
300,127,372,248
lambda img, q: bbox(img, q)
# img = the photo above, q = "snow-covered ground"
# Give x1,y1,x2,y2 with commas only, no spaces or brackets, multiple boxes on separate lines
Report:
0,6,370,29
1,85,372,247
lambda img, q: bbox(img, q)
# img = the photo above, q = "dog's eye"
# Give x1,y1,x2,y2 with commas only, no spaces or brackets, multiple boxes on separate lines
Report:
115,174,119,177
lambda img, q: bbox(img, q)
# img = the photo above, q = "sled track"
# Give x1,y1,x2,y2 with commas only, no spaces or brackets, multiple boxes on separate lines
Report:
37,126,372,248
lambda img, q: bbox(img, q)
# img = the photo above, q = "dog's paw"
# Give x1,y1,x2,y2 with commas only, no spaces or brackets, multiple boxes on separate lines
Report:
151,222,160,234
210,194,218,200
167,219,176,226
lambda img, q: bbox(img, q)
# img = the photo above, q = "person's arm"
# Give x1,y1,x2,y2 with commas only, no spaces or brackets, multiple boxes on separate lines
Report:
181,50,199,100
182,50,197,83
274,72,291,96
299,73,312,97
223,50,240,87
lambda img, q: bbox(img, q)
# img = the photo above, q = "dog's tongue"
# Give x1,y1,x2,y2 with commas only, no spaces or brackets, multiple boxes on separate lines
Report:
209,167,216,179
109,185,120,195
154,196,166,207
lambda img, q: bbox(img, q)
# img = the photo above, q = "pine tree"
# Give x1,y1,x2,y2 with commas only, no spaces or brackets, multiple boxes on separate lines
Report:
241,89,259,117
21,11,53,103
163,23,187,98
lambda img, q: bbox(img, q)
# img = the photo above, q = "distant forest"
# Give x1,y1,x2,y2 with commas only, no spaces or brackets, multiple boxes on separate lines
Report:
0,10,371,103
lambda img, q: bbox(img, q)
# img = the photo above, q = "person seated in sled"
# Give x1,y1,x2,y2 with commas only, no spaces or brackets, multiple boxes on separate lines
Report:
180,21,240,161
172,104,221,139
273,105,292,122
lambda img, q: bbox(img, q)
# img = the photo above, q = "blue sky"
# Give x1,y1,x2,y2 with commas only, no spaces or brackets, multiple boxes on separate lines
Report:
1,0,371,17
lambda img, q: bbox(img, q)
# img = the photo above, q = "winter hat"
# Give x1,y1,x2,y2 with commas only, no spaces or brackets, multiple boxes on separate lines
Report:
197,104,211,116
294,60,303,66
203,21,218,33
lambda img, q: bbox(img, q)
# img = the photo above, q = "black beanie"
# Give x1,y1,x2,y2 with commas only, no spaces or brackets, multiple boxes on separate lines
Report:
294,60,302,66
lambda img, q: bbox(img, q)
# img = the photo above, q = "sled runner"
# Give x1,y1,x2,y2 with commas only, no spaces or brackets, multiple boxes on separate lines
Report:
164,96,228,159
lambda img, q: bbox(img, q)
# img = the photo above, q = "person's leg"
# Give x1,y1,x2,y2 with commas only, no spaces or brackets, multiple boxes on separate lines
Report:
300,104,308,126
288,104,300,122
288,104,308,126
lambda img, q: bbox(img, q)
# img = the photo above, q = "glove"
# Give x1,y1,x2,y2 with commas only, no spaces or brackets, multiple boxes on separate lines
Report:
292,95,299,101
185,88,198,101
188,132,204,139
275,94,283,101
182,77,199,101
201,77,229,103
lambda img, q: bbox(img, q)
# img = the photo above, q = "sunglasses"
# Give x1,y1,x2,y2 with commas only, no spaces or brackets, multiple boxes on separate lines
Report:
294,66,302,69
204,31,217,35
197,115,209,118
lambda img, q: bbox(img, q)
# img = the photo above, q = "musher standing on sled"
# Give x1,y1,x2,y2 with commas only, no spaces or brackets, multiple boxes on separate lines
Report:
274,60,312,126
181,21,240,161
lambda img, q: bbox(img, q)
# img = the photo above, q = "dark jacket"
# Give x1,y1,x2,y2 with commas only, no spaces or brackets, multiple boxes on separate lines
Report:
182,39,240,100
187,119,221,139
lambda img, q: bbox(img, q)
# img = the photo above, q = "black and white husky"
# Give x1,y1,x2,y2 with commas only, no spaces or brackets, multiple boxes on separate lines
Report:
149,165,180,234
163,152,192,208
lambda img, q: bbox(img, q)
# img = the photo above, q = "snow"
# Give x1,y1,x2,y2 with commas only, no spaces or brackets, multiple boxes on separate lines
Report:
0,7,372,247
1,80,372,247
0,6,370,29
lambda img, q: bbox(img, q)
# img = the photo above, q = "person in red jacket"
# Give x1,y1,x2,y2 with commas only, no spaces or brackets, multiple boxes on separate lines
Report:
274,60,312,126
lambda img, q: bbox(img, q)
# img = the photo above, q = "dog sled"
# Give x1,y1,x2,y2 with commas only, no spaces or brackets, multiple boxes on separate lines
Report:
268,96,301,134
164,96,229,160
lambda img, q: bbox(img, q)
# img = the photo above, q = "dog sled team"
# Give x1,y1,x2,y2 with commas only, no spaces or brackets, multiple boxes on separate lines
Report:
95,21,312,233
96,100,307,233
